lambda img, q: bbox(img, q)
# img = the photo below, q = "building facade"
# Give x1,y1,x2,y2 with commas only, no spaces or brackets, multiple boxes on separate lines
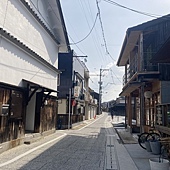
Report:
57,51,98,129
117,14,170,134
0,0,69,147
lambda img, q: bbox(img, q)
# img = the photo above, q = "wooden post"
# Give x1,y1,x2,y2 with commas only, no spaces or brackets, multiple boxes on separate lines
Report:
140,83,145,133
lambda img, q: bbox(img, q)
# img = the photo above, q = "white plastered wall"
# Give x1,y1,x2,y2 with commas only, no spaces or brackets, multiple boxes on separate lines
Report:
0,37,58,90
58,99,67,114
0,0,59,66
0,0,60,90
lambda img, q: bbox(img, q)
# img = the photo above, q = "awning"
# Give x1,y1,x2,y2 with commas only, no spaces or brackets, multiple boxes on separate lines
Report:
22,79,58,106
22,79,58,93
119,82,142,96
117,31,141,66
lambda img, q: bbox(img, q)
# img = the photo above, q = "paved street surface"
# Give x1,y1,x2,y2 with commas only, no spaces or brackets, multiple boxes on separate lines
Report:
0,112,136,170
0,112,167,170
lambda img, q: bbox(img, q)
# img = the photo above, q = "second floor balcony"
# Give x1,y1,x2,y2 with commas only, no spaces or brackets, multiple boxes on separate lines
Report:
123,63,170,86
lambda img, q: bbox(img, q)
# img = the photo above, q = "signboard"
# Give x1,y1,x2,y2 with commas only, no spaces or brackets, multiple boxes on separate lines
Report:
74,86,80,98
72,100,76,106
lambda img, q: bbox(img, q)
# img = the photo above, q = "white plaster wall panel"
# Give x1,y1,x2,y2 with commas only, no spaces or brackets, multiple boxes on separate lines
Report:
0,37,57,90
58,99,67,114
0,0,8,25
0,0,59,68
41,0,68,52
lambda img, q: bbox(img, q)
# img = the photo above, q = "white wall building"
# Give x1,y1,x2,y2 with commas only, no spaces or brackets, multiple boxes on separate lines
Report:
0,0,70,145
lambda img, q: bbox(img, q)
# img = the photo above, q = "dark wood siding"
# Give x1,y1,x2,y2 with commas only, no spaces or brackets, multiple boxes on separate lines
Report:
159,63,170,80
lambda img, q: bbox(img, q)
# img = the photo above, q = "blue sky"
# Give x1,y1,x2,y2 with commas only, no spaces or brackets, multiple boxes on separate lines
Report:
60,0,170,102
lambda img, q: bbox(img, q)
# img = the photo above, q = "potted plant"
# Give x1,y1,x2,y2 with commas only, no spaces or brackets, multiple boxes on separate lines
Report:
149,140,161,155
149,157,169,170
149,146,169,170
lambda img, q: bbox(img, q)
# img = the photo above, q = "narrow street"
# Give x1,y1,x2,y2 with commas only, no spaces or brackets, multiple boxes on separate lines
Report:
0,113,137,170
0,113,107,170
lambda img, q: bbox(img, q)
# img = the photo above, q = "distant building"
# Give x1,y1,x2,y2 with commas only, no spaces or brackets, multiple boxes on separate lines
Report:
107,97,125,116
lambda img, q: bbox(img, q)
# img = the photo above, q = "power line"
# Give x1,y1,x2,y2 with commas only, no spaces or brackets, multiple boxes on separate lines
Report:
33,0,88,56
86,0,107,63
110,68,122,84
70,13,99,45
102,0,163,19
89,78,99,87
96,0,109,54
110,69,115,84
96,0,116,61
79,0,106,64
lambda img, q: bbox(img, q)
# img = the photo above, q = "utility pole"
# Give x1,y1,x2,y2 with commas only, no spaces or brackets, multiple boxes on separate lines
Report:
98,68,109,114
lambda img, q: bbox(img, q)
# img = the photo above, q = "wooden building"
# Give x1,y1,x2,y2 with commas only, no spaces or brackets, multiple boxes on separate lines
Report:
117,14,170,134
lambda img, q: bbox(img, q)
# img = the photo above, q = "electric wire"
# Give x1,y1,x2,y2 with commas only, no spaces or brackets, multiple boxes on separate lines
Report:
86,0,108,64
110,69,115,84
78,0,106,64
46,0,87,55
29,0,55,36
110,68,122,84
89,77,99,87
70,13,99,45
96,0,116,61
31,0,87,56
103,0,164,19
29,0,87,78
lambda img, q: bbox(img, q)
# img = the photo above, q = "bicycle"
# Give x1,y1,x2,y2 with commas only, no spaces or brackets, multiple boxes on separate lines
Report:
138,128,161,150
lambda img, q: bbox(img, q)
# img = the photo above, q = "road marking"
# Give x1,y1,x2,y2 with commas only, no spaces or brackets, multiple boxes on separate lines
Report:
0,133,67,167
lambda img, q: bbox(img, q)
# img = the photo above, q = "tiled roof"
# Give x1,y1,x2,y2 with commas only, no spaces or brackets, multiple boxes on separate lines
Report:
20,0,60,45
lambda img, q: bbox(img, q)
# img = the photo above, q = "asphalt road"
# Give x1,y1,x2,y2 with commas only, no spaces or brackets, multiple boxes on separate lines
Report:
0,112,118,170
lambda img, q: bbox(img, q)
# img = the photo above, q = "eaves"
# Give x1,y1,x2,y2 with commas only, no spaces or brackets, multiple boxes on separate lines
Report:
117,30,141,66
0,28,61,74
117,14,170,67
120,71,160,96
75,72,84,80
56,0,71,52
20,0,60,45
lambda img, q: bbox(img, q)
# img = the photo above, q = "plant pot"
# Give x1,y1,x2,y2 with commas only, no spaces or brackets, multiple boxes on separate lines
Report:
150,141,161,155
149,158,169,170
145,141,152,152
